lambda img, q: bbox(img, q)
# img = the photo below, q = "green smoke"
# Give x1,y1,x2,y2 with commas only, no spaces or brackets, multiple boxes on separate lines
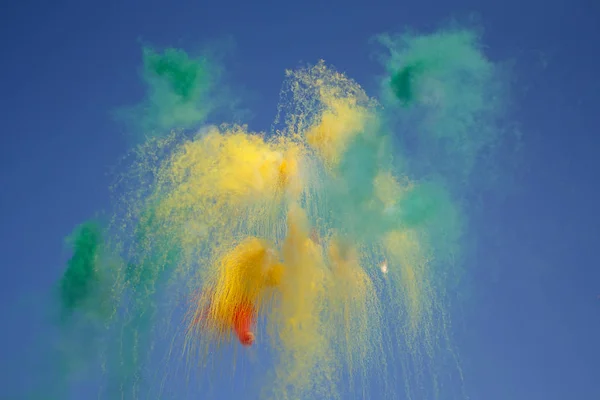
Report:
377,28,518,190
374,26,520,322
144,48,207,102
59,220,104,316
142,47,217,131
115,46,223,138
389,61,426,106
398,181,446,228
37,220,121,399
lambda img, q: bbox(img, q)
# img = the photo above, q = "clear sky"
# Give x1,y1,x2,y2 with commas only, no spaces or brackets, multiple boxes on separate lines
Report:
1,0,599,399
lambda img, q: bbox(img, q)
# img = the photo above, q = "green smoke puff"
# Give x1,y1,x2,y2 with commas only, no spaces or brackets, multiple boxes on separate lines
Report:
389,61,426,106
375,26,513,316
49,220,119,399
115,47,223,139
377,28,516,190
144,48,210,103
142,47,216,131
145,48,206,102
59,220,103,315
398,181,444,228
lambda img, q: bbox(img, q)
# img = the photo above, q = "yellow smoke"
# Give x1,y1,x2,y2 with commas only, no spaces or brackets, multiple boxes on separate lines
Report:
117,60,455,400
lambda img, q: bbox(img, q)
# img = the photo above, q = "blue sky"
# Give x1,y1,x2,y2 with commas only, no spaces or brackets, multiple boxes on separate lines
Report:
1,0,599,399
